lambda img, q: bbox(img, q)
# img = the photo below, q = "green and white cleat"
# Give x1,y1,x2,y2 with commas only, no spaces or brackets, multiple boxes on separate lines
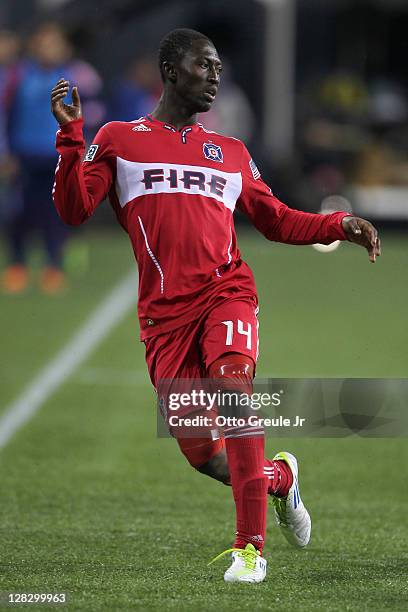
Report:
208,543,267,583
271,451,311,548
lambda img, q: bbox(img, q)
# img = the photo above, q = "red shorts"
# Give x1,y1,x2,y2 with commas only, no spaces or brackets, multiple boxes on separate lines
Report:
144,297,259,433
145,297,259,386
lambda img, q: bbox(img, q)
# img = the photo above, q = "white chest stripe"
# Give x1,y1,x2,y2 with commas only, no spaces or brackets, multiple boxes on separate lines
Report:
115,158,242,212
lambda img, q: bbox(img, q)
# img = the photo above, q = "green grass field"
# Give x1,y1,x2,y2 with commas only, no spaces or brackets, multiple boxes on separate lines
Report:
0,229,407,611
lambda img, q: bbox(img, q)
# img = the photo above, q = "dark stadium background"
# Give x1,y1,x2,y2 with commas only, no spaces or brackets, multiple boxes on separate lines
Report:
0,1,407,610
3,0,407,221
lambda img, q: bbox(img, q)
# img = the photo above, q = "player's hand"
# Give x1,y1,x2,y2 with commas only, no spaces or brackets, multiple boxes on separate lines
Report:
51,78,82,125
342,216,381,263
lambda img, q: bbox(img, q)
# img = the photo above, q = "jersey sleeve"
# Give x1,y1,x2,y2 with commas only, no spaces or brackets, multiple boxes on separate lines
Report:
52,118,115,225
236,144,349,245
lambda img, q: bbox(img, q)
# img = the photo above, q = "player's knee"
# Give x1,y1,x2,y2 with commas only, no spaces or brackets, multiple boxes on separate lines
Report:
177,436,227,479
197,448,230,485
208,353,254,392
208,353,254,418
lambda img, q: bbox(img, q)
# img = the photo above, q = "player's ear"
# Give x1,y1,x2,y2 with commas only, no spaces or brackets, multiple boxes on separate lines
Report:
162,61,177,84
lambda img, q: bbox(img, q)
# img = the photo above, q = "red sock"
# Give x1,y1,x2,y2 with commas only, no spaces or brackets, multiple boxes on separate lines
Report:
224,434,268,553
264,458,293,497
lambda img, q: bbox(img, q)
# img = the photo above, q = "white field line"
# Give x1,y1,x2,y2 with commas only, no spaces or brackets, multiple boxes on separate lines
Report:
0,270,137,450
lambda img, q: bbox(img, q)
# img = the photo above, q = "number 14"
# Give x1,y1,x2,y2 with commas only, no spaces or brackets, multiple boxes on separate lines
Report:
222,320,252,350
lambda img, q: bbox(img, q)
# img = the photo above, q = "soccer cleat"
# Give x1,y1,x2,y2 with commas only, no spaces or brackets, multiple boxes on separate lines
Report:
208,543,267,583
270,451,311,548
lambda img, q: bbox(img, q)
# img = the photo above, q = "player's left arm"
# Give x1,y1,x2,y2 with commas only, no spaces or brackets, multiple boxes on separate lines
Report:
236,145,381,263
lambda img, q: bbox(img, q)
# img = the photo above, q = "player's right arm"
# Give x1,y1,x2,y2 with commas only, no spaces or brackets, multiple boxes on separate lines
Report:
51,79,114,225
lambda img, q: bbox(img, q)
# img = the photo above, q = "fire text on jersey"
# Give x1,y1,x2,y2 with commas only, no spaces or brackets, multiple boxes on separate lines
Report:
115,159,243,212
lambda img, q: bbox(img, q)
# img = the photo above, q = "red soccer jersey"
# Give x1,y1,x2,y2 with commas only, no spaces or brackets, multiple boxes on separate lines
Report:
53,115,349,339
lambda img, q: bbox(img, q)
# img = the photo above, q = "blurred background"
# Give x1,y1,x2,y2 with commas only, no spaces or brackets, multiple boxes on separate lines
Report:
0,0,407,293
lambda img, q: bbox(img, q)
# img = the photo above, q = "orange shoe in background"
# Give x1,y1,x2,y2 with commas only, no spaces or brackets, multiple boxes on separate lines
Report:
39,267,67,295
2,264,29,294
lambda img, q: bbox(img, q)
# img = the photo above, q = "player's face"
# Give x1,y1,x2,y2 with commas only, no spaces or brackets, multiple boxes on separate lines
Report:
176,40,222,113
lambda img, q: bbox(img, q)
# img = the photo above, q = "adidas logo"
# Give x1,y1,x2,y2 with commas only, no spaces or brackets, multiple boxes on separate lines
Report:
132,124,151,132
250,534,264,544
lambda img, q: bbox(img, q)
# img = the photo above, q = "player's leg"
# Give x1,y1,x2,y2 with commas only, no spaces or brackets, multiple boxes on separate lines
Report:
188,431,311,550
206,350,268,582
144,320,259,490
1,158,29,294
201,299,310,581
201,301,269,549
178,435,230,484
144,320,226,479
38,159,67,293
196,353,293,495
198,299,269,582
2,212,29,293
195,445,229,483
203,359,310,551
165,351,290,495
194,442,291,494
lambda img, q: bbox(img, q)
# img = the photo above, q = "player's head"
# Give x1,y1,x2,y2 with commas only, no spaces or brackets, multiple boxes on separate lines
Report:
158,28,222,113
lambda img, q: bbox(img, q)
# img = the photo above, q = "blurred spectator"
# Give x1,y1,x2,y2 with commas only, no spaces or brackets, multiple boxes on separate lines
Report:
2,22,104,294
109,55,161,122
0,30,21,229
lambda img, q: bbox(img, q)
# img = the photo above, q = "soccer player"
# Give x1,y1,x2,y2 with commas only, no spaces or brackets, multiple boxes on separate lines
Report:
51,28,381,583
